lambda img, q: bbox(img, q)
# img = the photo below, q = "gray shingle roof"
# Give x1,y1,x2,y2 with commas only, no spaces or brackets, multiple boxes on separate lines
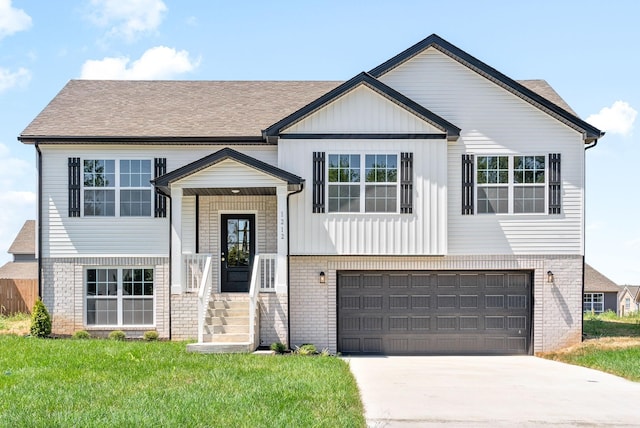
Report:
20,80,341,140
0,261,37,279
584,264,621,293
19,79,579,142
8,220,35,255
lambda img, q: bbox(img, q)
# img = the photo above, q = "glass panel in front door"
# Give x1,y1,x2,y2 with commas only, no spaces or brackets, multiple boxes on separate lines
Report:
227,218,250,267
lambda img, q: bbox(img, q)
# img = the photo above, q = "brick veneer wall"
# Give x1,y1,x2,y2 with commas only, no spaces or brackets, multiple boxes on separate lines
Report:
40,257,169,338
258,293,288,346
289,255,583,354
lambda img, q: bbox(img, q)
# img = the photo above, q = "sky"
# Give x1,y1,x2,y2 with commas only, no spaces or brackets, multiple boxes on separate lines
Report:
0,0,638,285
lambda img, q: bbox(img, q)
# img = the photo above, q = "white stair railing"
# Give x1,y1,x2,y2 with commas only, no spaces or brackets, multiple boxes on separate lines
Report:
184,253,212,293
248,255,261,350
196,255,213,343
258,254,277,292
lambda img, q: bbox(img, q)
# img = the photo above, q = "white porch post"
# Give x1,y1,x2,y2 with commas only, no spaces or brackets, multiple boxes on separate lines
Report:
275,185,288,294
171,187,183,294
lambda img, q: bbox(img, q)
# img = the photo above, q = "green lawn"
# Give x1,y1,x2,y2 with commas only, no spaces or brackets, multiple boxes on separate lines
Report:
0,336,365,427
541,312,640,382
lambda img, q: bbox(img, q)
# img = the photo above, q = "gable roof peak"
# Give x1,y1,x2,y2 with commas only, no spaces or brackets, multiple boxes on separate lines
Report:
369,34,603,144
263,71,460,140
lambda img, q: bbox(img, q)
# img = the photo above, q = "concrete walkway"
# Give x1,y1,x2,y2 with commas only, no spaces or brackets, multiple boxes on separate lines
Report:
346,356,640,427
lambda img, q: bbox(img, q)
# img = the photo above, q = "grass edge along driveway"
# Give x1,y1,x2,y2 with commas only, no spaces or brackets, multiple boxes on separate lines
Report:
0,336,365,428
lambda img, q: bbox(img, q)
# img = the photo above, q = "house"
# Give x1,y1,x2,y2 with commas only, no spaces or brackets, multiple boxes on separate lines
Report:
0,220,38,314
583,264,620,314
619,286,640,316
19,34,603,354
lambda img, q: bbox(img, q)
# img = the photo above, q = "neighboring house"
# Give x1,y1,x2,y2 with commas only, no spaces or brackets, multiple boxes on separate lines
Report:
619,286,640,316
583,264,620,314
0,220,38,314
19,34,603,355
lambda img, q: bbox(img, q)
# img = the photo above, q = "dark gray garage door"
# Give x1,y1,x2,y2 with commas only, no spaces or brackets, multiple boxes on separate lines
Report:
338,271,532,355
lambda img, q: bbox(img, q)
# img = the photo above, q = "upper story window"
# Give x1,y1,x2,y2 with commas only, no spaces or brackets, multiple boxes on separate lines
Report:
477,155,546,214
83,159,152,217
328,154,398,213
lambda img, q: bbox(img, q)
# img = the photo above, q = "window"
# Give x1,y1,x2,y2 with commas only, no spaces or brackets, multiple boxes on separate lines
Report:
83,159,152,217
86,268,154,326
625,297,631,311
84,160,115,216
476,155,546,214
328,153,398,213
583,293,604,313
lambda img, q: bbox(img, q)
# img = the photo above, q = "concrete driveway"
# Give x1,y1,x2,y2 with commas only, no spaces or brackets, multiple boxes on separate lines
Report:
346,356,640,427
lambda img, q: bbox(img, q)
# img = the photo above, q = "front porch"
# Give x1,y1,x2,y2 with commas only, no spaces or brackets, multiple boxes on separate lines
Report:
152,148,302,352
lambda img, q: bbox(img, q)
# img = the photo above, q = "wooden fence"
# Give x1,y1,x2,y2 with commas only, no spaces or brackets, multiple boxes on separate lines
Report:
0,279,38,315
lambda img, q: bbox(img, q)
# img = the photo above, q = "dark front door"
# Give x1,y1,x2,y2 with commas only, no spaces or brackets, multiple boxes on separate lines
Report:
221,214,255,292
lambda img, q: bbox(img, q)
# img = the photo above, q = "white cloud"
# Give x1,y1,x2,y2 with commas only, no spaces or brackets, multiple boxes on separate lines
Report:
587,101,637,137
0,66,31,92
89,0,167,41
80,46,199,79
0,0,32,40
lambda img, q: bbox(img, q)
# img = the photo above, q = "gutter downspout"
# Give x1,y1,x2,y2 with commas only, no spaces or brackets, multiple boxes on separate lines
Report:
164,190,173,340
286,185,304,348
35,143,42,298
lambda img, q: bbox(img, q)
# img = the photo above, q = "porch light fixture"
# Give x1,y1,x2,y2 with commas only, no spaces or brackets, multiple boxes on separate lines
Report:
231,189,240,194
547,271,554,283
319,272,326,284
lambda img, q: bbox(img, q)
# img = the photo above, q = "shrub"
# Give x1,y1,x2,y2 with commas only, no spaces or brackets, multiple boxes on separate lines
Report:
108,330,126,341
143,330,159,341
72,330,91,340
30,298,52,338
270,342,287,354
295,344,317,356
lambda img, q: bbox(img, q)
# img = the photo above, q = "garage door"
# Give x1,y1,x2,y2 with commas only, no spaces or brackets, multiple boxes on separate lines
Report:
338,270,532,355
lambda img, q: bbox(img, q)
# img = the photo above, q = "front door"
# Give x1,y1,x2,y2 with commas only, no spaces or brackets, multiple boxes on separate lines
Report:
220,214,255,292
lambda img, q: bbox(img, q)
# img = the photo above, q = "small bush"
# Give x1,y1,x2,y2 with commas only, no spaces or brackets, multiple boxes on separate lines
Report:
295,344,317,356
143,330,159,341
108,330,126,341
600,310,618,320
270,342,287,354
72,330,91,340
30,298,52,338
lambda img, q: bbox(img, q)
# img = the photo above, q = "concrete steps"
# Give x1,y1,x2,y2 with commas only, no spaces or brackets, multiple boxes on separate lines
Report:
187,293,254,354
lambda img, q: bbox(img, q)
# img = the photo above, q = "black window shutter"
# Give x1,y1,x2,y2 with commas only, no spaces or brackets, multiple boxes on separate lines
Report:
548,153,561,214
68,157,81,217
313,152,325,213
400,152,413,214
462,154,474,215
154,158,167,218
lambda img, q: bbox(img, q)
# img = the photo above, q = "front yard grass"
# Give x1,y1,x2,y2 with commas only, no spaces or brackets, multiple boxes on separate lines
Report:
540,311,640,382
0,312,29,335
0,336,365,427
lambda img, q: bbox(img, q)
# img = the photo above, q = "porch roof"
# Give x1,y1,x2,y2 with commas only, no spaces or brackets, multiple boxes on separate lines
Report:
152,147,304,196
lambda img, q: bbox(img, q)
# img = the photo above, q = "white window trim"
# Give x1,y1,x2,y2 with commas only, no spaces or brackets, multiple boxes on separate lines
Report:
583,292,604,313
81,158,154,218
326,152,400,214
84,266,156,328
475,154,548,215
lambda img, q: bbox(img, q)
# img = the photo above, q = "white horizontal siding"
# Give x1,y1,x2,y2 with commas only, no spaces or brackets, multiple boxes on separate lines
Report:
281,139,447,255
379,47,585,255
182,196,196,254
174,159,284,189
40,144,277,257
283,85,443,134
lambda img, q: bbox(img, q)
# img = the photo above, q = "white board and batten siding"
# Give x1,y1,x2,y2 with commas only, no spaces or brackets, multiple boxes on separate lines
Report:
283,139,447,255
279,84,449,256
378,47,586,255
40,144,277,258
284,85,441,134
